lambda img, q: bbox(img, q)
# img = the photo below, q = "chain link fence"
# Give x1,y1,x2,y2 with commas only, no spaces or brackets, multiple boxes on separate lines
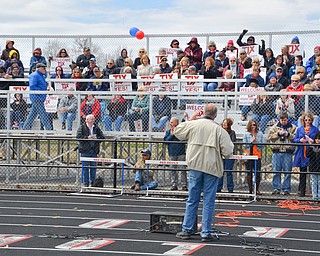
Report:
0,87,320,200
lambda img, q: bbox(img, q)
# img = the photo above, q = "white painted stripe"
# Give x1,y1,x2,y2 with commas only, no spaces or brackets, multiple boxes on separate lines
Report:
79,219,129,229
0,235,32,246
56,239,115,250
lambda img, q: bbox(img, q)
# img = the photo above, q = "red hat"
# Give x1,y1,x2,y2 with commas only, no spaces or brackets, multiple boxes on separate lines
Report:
227,40,234,46
33,49,41,54
187,37,199,46
314,46,320,51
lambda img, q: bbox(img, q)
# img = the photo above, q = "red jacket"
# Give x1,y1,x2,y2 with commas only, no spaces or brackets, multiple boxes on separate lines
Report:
286,83,304,104
184,46,203,68
80,97,101,119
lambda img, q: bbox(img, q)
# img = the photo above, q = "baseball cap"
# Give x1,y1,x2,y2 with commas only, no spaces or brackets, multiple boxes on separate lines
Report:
141,149,151,157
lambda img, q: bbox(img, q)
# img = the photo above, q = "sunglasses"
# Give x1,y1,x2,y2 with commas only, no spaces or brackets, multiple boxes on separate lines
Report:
297,72,304,74
230,60,236,62
209,45,215,47
173,43,179,46
291,80,299,82
139,51,145,53
240,52,246,55
125,61,129,63
276,70,282,72
161,59,167,62
107,63,113,64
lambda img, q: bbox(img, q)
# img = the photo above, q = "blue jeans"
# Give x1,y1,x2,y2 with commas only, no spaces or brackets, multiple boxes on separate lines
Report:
81,152,97,185
217,159,235,192
240,105,251,119
127,112,149,132
135,170,158,190
252,114,271,133
203,82,218,91
272,153,292,192
152,115,169,132
10,111,24,126
103,115,124,131
311,174,320,199
60,112,76,131
23,101,52,130
182,170,218,237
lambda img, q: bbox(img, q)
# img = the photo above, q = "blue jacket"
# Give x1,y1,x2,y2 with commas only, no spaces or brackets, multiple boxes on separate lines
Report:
293,125,319,167
29,70,48,102
29,56,47,74
305,55,316,75
244,74,265,87
164,130,186,156
88,75,109,91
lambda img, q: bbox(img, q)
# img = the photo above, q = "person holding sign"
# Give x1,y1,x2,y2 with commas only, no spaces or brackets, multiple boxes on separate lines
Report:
236,29,265,55
23,63,52,130
76,114,105,187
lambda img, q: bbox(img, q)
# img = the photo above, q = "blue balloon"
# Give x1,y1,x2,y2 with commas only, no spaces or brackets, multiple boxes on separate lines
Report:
129,27,139,37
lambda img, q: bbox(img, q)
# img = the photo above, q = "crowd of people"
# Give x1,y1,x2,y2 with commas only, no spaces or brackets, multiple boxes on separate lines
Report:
1,30,320,133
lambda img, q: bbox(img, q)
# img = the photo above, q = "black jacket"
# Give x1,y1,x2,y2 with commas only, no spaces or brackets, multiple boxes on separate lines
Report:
76,124,105,155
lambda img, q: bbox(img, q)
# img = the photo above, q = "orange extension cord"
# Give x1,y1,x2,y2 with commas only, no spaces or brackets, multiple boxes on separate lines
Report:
215,200,320,227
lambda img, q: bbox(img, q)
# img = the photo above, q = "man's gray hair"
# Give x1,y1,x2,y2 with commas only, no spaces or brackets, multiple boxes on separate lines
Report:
204,103,217,119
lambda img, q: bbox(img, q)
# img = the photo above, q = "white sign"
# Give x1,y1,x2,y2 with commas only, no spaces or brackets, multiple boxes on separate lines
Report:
9,86,31,104
138,73,179,92
44,94,59,113
138,75,160,92
0,234,32,246
50,57,72,74
109,74,132,92
79,219,129,229
152,54,173,66
54,81,76,91
239,87,265,105
240,45,260,58
185,104,205,120
181,75,204,93
225,50,238,59
56,239,115,250
287,44,304,56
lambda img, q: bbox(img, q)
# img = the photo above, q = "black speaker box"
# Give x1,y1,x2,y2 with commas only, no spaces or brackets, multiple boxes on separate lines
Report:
150,211,197,234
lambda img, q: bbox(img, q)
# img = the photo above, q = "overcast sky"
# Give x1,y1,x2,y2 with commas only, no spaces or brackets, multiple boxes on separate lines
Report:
1,0,319,35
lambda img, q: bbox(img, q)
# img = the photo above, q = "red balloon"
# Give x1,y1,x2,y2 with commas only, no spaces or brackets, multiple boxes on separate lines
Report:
136,30,144,40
